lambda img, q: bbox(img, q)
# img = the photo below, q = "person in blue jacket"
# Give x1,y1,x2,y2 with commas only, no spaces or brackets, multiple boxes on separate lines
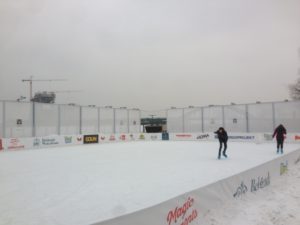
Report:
214,127,228,159
272,124,287,154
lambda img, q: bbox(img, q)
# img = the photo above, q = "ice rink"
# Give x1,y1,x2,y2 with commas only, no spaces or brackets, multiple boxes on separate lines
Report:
0,141,300,225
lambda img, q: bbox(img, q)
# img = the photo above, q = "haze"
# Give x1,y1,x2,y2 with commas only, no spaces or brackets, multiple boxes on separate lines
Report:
0,0,300,110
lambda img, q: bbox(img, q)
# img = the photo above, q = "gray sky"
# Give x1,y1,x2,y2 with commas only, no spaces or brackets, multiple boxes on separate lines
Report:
0,0,300,111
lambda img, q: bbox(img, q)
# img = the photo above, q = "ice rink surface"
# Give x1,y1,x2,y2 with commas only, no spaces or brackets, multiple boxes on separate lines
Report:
0,141,300,225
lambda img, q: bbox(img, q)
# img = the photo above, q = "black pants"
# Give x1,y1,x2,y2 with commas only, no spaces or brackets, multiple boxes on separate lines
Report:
277,138,284,149
219,140,227,156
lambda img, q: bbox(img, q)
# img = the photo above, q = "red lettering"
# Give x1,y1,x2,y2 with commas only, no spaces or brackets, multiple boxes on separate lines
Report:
180,210,198,225
167,197,194,225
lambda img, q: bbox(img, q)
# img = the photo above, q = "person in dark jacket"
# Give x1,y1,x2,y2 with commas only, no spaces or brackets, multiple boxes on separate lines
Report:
214,127,228,159
272,124,287,154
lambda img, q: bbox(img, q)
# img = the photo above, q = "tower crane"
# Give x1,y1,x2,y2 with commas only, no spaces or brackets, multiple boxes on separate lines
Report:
22,76,67,101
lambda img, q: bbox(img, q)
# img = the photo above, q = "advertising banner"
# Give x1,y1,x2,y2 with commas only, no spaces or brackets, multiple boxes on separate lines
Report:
118,134,128,142
286,133,300,143
261,133,300,143
7,138,26,150
162,132,169,140
41,136,60,146
83,134,99,144
170,133,195,141
92,148,300,225
62,135,83,145
195,133,211,141
0,139,3,150
168,133,211,141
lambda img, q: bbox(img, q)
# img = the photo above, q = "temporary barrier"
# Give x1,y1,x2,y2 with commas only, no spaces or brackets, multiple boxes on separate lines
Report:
1,132,299,151
92,148,300,225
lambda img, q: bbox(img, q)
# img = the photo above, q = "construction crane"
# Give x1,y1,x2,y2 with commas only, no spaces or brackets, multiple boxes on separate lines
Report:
50,90,82,94
22,76,67,101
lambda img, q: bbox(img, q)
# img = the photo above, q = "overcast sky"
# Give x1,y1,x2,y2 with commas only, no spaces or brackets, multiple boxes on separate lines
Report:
0,0,300,111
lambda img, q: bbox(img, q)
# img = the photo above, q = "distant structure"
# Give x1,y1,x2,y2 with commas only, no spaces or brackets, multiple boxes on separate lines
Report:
32,91,56,103
141,117,167,133
22,76,66,101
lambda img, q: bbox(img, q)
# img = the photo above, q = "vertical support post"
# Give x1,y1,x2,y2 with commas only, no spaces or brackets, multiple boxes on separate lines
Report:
182,108,185,133
32,102,36,137
3,101,6,138
201,107,204,133
245,104,249,133
113,108,116,134
98,107,100,133
139,109,142,133
272,102,276,130
79,106,82,135
222,105,225,128
127,109,130,133
58,104,61,135
166,109,169,132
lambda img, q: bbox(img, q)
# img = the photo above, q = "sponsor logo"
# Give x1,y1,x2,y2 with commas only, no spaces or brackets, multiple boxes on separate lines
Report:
139,134,145,140
233,172,271,198
129,134,135,141
166,197,198,225
0,139,3,150
224,135,255,140
42,138,59,145
295,135,300,140
196,134,209,140
119,134,126,141
100,136,106,141
64,136,72,144
109,135,116,141
263,134,273,141
162,132,169,140
233,182,248,198
77,137,82,142
251,172,270,192
8,138,25,150
176,134,192,138
33,138,40,147
83,135,99,144
280,161,288,175
151,135,158,140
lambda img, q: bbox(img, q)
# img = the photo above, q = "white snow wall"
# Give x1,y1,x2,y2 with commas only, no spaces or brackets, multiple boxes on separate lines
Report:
91,148,300,225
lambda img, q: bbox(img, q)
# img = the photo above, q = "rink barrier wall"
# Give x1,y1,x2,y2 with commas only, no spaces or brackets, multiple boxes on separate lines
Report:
91,147,300,225
0,132,299,151
0,133,163,151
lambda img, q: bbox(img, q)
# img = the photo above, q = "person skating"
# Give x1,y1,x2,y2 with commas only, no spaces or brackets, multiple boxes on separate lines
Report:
214,127,228,159
272,124,287,154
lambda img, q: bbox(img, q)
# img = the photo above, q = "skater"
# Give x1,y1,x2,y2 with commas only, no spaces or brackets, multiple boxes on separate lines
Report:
272,124,287,154
214,127,228,159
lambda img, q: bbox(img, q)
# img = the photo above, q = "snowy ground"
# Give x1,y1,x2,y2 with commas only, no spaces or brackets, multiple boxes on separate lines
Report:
0,141,299,225
203,159,300,225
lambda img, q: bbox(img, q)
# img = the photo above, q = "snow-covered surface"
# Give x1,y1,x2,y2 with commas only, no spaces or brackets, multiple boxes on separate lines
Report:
203,159,300,225
0,141,299,225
